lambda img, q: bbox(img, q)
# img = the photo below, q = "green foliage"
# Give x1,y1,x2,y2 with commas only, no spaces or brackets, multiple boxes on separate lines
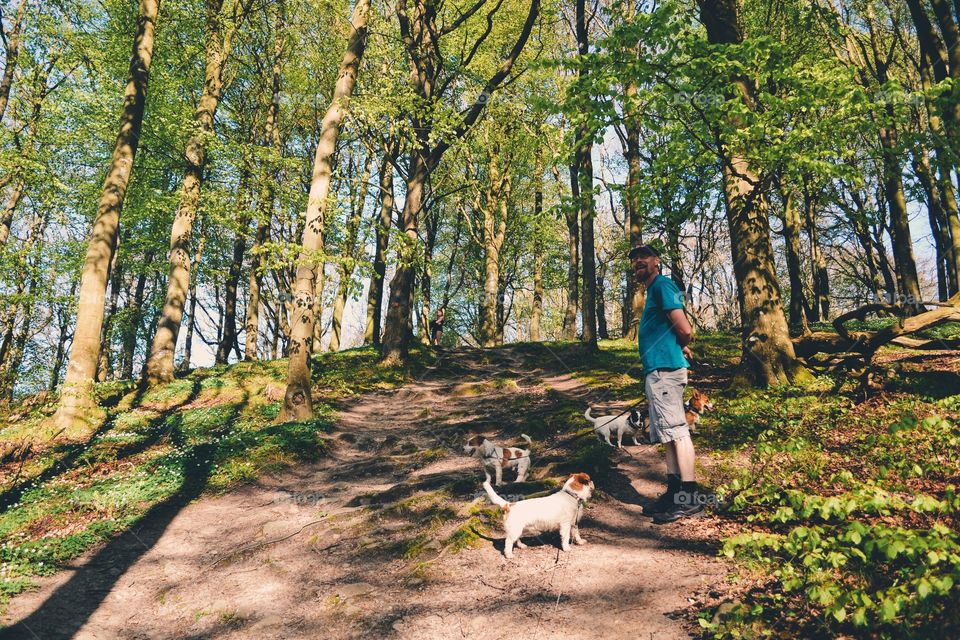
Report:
707,410,960,638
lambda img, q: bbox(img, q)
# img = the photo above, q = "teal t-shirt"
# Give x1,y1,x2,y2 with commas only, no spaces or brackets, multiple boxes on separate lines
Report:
638,274,689,372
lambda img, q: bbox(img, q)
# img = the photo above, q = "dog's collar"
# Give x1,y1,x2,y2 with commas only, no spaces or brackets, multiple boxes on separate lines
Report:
685,402,701,416
561,487,584,503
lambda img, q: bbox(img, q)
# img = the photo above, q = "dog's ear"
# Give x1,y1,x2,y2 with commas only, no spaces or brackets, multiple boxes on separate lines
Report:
569,473,591,490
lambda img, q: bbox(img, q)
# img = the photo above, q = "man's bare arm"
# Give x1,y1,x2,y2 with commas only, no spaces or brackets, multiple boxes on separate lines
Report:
666,308,693,347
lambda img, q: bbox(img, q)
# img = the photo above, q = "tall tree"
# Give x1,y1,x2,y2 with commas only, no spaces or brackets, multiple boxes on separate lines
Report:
362,138,398,346
280,0,371,421
144,0,248,384
54,0,160,431
573,0,597,348
697,0,809,385
379,0,542,364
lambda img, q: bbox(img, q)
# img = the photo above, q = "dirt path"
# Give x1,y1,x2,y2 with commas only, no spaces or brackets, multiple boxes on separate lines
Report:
2,348,726,639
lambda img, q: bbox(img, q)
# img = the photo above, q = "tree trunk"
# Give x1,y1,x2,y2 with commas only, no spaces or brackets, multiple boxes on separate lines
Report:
54,0,159,430
121,252,152,380
179,233,206,372
280,0,370,421
0,0,27,123
562,164,579,340
363,142,397,346
97,253,123,382
879,122,923,310
623,124,645,341
574,0,597,348
216,169,252,364
530,165,544,342
381,151,426,363
379,0,540,363
698,0,809,386
914,148,953,300
802,185,830,320
596,258,608,339
330,152,373,352
145,0,237,384
244,1,284,361
779,186,811,332
480,145,510,348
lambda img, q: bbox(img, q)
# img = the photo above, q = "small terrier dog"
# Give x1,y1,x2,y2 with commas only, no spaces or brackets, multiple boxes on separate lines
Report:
584,407,642,448
463,434,532,485
684,389,715,433
483,473,594,559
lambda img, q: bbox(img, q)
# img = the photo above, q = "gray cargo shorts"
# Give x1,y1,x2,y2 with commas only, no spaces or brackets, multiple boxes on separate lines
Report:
645,368,690,444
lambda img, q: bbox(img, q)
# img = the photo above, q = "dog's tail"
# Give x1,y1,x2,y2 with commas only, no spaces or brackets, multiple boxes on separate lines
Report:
583,407,596,425
520,434,532,444
482,480,509,510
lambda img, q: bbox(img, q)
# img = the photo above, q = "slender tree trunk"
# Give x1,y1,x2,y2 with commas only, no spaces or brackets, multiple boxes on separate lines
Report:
621,1,644,341
623,126,645,340
530,163,544,342
418,227,436,346
281,0,370,420
381,152,426,363
0,0,27,123
778,186,811,332
121,253,152,380
216,170,252,364
802,186,830,320
145,0,237,384
363,142,397,346
914,148,952,300
574,0,597,348
480,146,510,348
596,258,608,340
179,234,206,372
244,1,283,361
561,165,579,339
878,122,924,310
330,152,373,351
97,255,123,382
698,0,809,385
54,0,159,430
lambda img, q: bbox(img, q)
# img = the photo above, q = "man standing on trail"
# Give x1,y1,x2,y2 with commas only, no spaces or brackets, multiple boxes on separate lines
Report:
630,244,702,523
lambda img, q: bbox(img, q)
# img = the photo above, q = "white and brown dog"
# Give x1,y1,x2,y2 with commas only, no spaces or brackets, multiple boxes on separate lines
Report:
584,407,643,448
464,434,532,485
483,473,594,559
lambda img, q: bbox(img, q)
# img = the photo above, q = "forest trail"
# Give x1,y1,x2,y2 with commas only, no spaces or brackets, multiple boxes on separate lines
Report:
2,346,726,639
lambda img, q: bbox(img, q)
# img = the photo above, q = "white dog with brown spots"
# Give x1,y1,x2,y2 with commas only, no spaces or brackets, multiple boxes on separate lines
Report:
463,434,532,485
483,473,594,559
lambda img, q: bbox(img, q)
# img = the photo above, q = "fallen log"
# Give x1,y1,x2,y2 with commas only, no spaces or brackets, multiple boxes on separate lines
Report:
792,293,960,366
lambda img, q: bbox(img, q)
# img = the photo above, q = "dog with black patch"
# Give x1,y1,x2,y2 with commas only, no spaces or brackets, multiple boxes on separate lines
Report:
584,407,643,448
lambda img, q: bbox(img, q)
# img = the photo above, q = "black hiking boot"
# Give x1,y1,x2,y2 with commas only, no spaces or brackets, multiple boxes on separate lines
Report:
643,474,681,516
653,481,706,524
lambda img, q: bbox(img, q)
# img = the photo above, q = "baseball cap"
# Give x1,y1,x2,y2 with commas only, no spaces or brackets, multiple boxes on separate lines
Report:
628,244,660,259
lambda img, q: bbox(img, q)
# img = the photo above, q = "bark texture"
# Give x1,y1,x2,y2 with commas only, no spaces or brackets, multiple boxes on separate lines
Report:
55,0,159,431
280,0,370,421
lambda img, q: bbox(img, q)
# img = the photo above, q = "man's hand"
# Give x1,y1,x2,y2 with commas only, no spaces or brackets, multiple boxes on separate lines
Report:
682,345,693,361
